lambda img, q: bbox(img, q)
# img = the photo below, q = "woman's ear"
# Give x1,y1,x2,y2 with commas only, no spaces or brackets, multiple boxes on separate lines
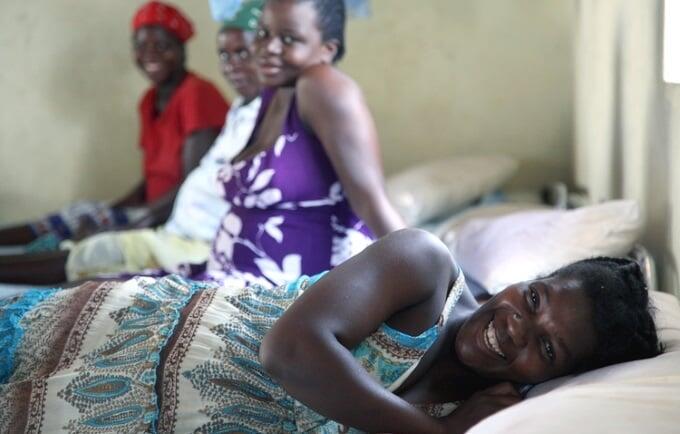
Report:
320,39,339,63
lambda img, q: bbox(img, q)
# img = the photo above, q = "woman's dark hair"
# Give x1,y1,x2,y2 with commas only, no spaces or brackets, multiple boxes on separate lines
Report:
296,0,346,62
551,257,663,372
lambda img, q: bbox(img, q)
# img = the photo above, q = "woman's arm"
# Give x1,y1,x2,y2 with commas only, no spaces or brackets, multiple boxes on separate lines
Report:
260,228,456,433
113,128,220,229
121,186,178,229
441,383,522,434
129,127,221,227
180,128,221,179
296,65,406,237
113,182,146,208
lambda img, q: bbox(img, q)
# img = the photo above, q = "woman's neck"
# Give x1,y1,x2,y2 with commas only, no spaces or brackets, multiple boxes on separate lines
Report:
154,68,187,114
242,91,260,105
429,320,495,401
230,87,294,164
397,314,492,404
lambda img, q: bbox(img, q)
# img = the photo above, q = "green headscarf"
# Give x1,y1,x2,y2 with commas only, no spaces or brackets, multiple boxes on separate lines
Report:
221,0,264,31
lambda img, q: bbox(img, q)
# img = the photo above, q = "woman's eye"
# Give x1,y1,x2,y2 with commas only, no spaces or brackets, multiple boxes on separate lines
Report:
529,286,540,310
256,28,267,40
543,340,555,361
281,35,294,45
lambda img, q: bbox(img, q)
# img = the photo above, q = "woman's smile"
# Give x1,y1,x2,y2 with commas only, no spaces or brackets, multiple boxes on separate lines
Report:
257,58,283,77
483,316,506,359
133,26,183,85
143,61,163,73
456,276,599,384
253,0,336,87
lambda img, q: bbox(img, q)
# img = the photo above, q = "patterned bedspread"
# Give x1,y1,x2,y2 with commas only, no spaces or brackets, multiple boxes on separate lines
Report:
0,272,464,433
0,276,207,433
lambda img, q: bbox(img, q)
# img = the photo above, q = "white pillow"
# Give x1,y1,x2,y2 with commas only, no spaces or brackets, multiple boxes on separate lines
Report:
434,202,549,239
468,291,680,434
386,155,518,226
445,200,642,294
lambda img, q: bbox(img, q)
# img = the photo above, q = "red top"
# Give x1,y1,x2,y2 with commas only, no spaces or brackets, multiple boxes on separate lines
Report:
139,72,229,202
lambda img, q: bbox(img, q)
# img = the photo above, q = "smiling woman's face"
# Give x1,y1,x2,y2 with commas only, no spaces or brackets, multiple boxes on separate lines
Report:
217,29,260,101
133,26,183,85
253,0,335,87
455,275,597,384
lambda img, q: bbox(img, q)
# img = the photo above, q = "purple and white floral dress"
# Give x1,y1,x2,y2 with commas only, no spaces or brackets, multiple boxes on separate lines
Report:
201,88,374,286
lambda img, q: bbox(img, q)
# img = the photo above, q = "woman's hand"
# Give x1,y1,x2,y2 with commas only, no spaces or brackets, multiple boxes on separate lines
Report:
441,382,522,434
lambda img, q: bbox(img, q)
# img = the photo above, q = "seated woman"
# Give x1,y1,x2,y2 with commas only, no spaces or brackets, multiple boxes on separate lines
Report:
0,229,662,433
0,1,229,251
0,3,263,285
0,0,402,287
195,0,405,286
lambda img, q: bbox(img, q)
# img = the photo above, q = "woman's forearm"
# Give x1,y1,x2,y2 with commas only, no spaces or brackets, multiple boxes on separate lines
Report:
113,181,146,208
350,191,407,237
261,329,443,434
138,186,179,226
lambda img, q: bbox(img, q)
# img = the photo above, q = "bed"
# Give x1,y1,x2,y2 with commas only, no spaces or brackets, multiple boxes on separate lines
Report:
1,155,679,432
387,155,680,433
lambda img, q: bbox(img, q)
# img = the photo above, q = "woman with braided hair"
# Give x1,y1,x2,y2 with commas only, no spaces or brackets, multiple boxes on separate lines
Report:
540,256,662,372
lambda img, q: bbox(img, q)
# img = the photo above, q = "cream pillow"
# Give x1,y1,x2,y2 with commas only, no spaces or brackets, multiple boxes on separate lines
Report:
444,200,643,294
386,155,518,226
434,202,549,240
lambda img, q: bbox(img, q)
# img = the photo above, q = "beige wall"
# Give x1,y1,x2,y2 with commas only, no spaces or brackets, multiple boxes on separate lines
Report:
0,0,574,225
345,1,574,187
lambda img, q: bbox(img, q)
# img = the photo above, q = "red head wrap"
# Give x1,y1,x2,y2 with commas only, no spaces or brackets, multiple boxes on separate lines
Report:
132,1,194,43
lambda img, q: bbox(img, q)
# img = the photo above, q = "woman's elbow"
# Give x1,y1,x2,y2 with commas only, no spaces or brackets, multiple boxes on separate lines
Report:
351,193,405,236
259,327,309,382
259,330,287,379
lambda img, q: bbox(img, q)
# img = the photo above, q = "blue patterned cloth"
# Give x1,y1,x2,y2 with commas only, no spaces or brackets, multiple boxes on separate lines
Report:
28,201,131,250
0,276,213,432
209,0,245,22
177,270,466,433
56,276,206,432
0,271,466,433
346,0,372,18
209,0,372,21
0,288,59,383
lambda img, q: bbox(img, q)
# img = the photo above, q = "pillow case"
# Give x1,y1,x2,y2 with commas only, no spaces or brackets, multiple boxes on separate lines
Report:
385,155,518,226
442,200,642,294
434,202,550,240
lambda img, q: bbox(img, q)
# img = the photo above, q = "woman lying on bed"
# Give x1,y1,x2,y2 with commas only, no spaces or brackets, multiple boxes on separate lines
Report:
0,229,661,433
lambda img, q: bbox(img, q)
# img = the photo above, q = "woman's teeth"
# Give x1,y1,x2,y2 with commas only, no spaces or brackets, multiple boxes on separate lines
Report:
484,319,506,359
145,63,161,72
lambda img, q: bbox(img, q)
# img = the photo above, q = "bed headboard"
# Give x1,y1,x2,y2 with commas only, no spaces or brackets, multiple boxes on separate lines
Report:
629,244,658,293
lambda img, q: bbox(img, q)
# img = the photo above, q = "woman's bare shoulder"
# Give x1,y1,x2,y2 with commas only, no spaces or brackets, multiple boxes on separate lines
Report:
376,228,459,285
296,64,361,104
